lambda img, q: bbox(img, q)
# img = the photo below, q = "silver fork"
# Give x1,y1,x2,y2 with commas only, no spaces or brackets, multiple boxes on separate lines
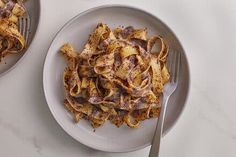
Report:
149,51,181,157
18,12,30,45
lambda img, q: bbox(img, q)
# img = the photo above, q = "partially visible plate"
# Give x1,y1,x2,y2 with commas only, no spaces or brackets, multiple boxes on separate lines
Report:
43,5,190,152
0,0,41,76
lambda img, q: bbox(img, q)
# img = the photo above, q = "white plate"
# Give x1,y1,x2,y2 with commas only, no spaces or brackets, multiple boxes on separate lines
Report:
0,0,41,76
43,5,190,152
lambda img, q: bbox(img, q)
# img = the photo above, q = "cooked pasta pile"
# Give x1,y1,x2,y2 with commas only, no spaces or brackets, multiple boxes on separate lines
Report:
0,0,26,61
60,23,170,128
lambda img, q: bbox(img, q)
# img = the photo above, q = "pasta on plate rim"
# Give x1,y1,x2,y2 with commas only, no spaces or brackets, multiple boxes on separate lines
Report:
0,0,26,62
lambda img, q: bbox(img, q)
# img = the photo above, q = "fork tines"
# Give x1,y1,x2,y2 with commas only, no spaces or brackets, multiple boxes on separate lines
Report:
18,15,30,45
168,51,181,83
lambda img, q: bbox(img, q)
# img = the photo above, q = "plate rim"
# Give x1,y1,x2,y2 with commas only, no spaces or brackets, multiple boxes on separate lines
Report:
43,4,191,153
0,0,42,77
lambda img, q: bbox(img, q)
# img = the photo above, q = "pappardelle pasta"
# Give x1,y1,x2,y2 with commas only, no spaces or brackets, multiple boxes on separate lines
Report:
0,0,26,62
60,23,170,128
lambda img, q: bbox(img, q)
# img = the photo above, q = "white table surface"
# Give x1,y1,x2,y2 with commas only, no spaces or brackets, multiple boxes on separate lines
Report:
0,0,236,156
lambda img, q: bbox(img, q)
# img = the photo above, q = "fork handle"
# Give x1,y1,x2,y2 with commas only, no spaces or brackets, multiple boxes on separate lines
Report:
149,95,169,157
